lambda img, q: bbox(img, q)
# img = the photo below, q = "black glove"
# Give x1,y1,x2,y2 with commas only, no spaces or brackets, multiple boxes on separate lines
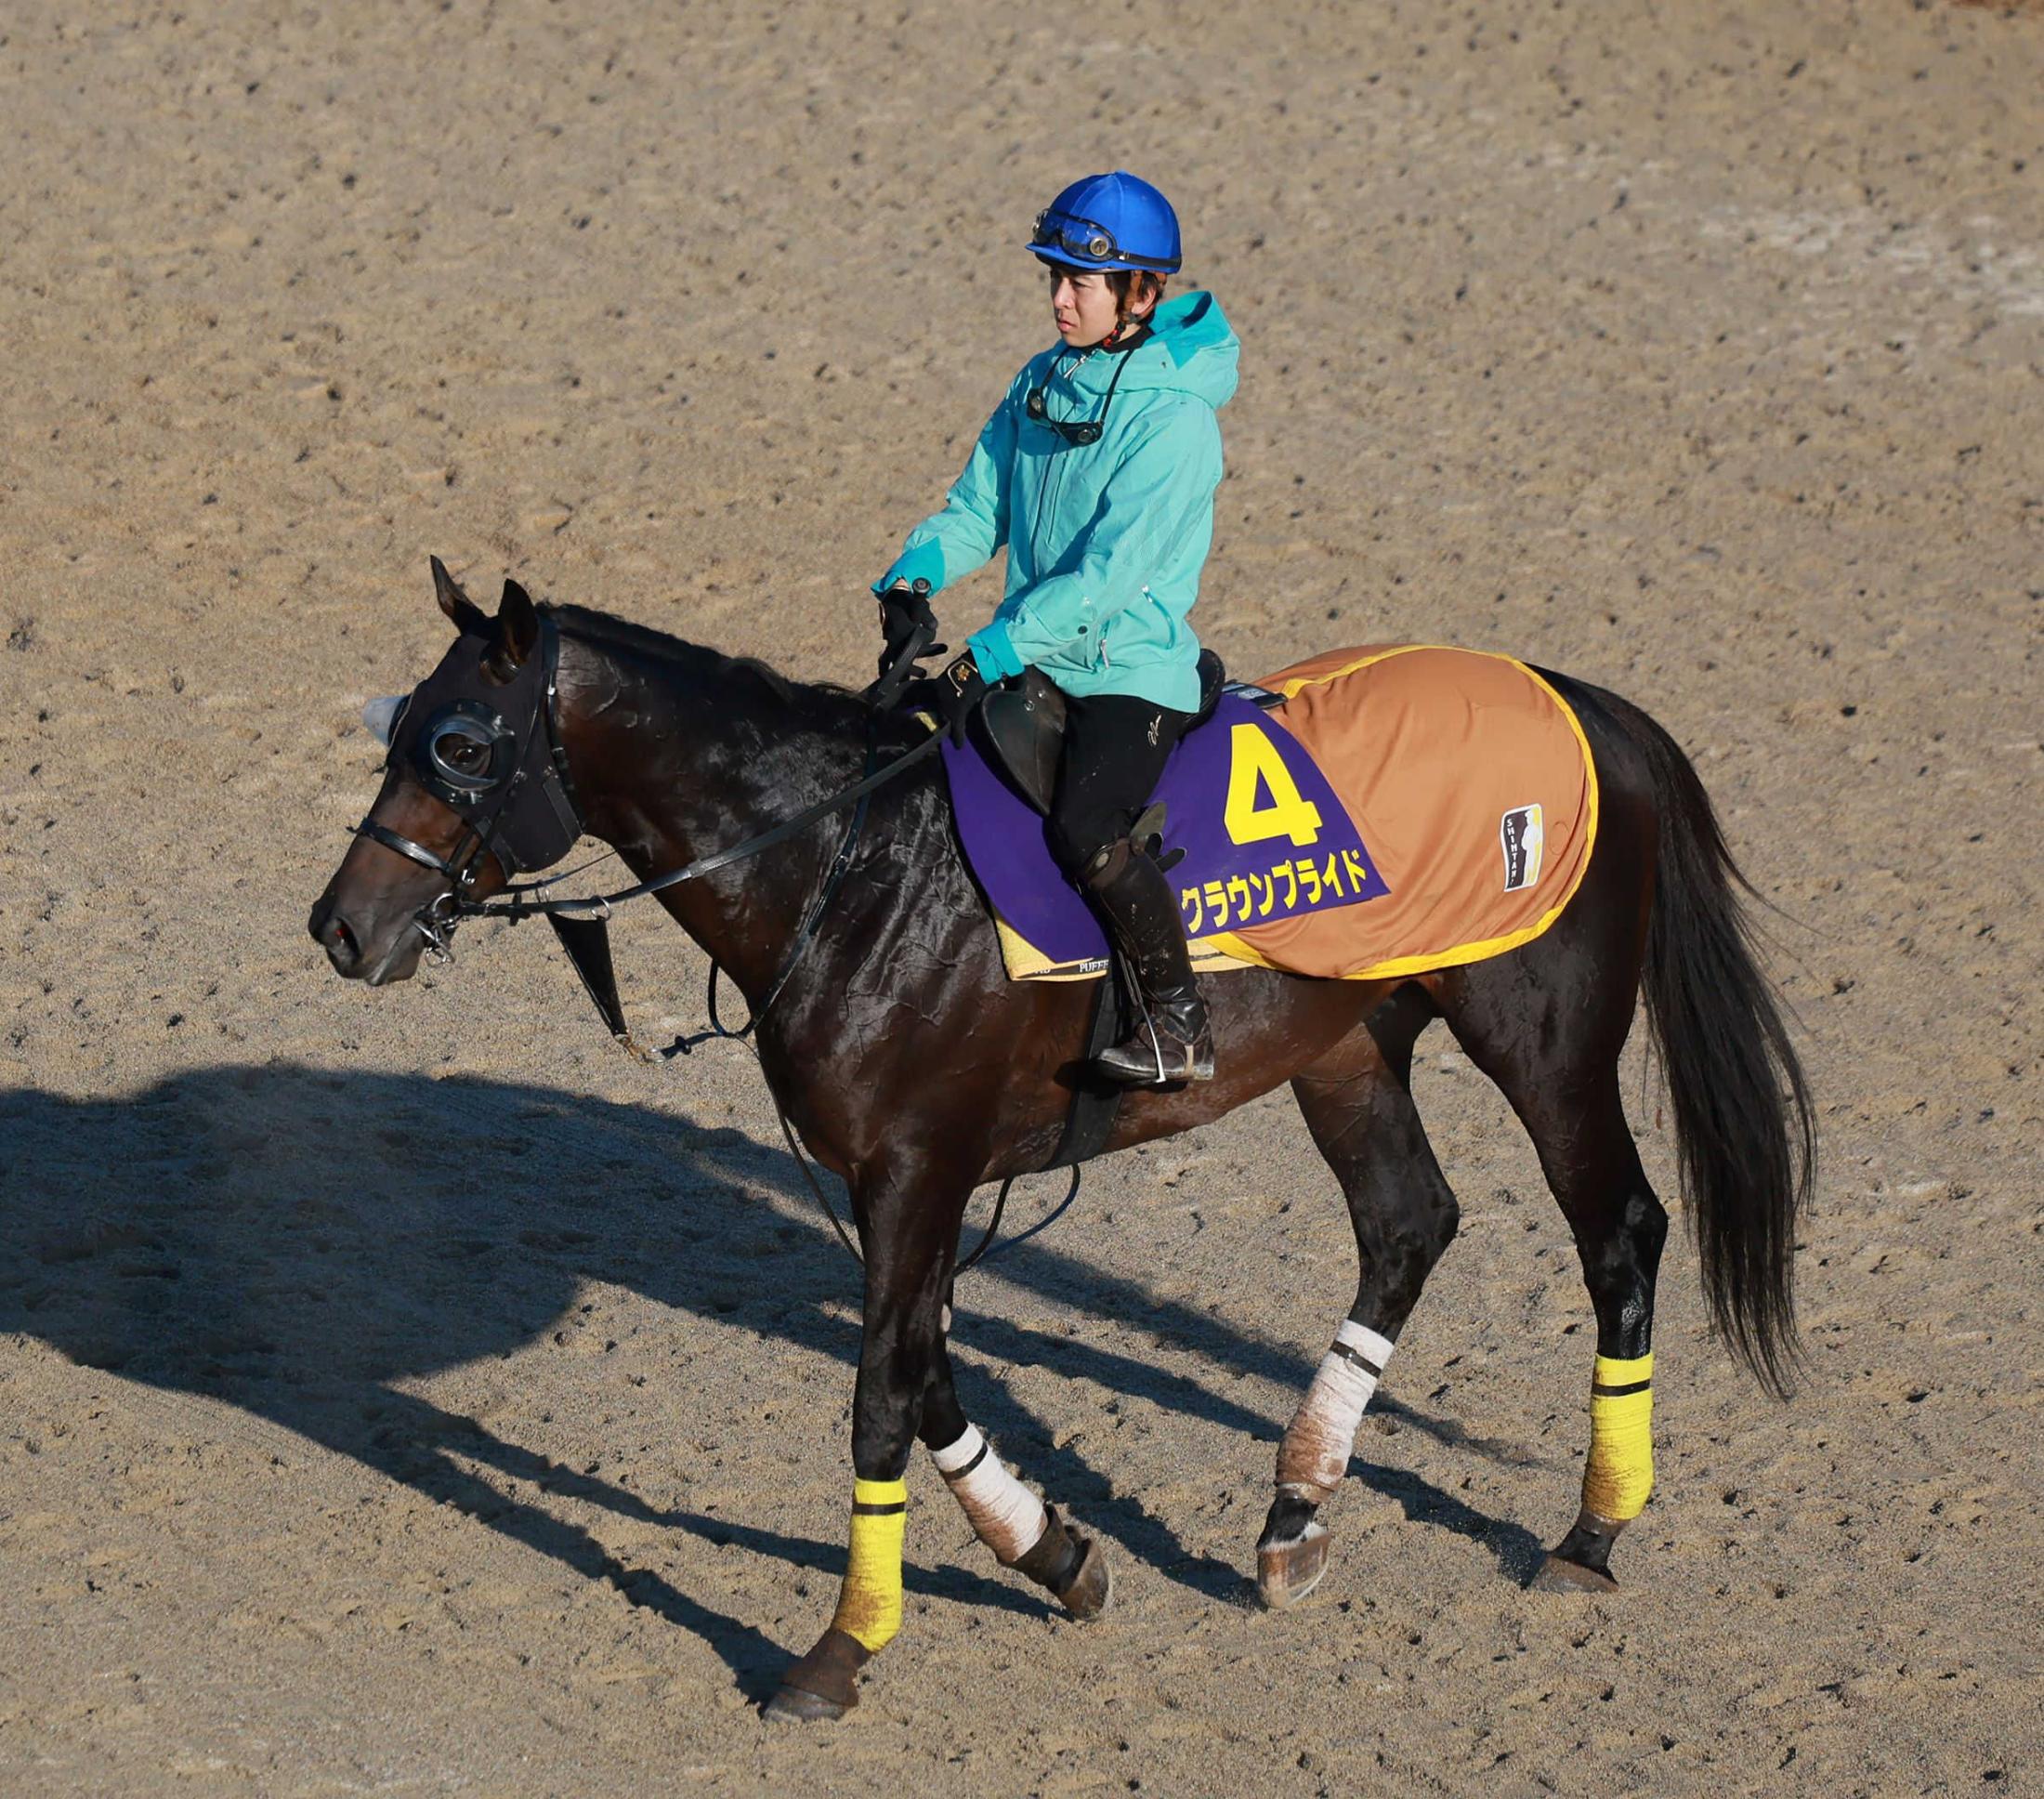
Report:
871,578,945,691
877,579,939,666
933,649,989,746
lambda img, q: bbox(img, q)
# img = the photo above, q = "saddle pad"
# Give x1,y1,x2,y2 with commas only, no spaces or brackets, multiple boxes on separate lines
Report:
943,689,1385,979
944,644,1598,983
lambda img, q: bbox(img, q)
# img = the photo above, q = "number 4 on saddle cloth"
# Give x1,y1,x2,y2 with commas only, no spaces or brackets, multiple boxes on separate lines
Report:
941,644,1602,984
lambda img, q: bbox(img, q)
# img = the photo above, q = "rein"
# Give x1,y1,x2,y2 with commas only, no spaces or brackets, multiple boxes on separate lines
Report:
473,729,939,925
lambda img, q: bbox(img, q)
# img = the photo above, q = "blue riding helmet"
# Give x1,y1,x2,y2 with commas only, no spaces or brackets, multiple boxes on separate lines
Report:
1029,171,1182,274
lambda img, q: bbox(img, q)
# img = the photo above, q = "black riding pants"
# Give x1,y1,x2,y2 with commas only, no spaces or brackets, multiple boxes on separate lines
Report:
1043,691,1196,877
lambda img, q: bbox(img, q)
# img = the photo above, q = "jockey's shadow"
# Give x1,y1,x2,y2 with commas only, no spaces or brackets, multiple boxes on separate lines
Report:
0,1063,1540,1674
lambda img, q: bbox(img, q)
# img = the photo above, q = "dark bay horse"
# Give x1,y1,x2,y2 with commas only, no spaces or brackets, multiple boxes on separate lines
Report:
308,565,1812,1721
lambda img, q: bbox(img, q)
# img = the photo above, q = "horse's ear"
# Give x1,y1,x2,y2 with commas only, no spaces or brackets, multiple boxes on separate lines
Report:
432,556,488,634
493,578,541,671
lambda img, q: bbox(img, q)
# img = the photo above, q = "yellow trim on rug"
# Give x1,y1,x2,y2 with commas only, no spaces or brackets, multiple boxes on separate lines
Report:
997,917,1256,981
1269,640,1440,700
1250,646,1602,982
985,645,1602,986
992,916,1103,982
1200,930,1280,969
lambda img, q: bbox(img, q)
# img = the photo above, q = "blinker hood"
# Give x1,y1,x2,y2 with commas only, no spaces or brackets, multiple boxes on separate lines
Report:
387,613,583,877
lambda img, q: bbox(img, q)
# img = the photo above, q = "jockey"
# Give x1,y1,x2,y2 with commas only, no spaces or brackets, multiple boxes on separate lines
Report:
872,171,1238,1085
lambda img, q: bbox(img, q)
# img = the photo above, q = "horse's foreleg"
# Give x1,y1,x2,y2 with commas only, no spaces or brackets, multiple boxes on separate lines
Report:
766,1165,964,1724
916,1322,1111,1619
1259,999,1456,1609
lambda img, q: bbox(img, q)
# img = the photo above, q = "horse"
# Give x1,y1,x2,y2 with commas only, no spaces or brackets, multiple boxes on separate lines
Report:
308,562,1813,1722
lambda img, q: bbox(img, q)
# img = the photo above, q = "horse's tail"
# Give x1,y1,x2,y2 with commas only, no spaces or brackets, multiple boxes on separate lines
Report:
1598,689,1815,1397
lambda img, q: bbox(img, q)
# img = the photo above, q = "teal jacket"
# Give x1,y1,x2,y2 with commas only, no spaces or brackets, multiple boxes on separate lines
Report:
875,291,1238,713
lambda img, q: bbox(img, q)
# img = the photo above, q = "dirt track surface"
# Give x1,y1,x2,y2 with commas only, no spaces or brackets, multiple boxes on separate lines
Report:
2,3,2040,1793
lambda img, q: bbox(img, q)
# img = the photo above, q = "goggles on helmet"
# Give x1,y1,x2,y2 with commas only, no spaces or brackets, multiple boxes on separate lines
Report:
1030,209,1178,272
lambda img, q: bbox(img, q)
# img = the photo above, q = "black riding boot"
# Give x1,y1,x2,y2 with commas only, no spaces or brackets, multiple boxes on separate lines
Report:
1082,839,1215,1086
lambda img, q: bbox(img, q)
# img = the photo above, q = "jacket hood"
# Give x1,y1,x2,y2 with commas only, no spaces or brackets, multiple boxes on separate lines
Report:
1119,290,1238,408
1042,291,1238,411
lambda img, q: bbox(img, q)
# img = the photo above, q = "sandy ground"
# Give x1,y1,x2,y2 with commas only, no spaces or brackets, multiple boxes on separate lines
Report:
2,1,2040,1793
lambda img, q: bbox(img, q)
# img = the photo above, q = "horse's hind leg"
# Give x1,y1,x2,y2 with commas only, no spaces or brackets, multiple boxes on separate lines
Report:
1257,986,1458,1609
1440,967,1668,1592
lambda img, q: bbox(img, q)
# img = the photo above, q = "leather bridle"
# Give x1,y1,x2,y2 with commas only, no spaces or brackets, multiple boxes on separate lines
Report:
351,610,939,965
350,613,586,962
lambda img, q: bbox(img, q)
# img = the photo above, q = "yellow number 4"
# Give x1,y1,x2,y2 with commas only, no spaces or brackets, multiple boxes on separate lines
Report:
1224,723,1323,847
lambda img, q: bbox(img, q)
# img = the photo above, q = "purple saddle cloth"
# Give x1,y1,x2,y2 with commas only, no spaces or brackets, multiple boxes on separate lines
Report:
941,691,1387,977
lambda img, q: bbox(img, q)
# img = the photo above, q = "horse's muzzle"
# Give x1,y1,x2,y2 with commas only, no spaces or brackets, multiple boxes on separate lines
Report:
308,892,426,985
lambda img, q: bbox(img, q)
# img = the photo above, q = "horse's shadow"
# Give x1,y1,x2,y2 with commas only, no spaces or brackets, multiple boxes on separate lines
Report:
0,1065,1541,1691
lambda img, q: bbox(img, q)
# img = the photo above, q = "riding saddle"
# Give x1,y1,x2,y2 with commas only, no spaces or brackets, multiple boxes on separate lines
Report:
974,649,1228,818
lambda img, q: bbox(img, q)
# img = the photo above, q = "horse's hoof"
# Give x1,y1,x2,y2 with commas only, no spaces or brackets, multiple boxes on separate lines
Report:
1257,1521,1329,1610
1055,1533,1113,1622
763,1626,868,1721
763,1683,851,1723
1014,1504,1111,1620
1530,1552,1619,1595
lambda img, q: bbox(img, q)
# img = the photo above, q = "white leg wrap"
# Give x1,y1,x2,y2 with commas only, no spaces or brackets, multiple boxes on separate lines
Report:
1276,1321,1395,1503
929,1424,1049,1566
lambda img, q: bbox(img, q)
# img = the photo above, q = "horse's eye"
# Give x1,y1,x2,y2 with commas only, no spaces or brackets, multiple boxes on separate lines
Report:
425,718,500,786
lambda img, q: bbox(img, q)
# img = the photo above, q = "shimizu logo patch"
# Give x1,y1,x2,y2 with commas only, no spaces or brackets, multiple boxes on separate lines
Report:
1500,803,1545,892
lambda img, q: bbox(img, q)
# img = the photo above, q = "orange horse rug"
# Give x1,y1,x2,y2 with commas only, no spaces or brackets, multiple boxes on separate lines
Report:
941,645,1600,983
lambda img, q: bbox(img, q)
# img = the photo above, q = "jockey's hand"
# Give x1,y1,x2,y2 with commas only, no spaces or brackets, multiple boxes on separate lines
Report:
933,650,989,746
875,580,944,684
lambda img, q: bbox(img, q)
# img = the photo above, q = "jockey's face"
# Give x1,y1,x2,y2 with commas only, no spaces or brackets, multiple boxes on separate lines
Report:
1047,267,1122,348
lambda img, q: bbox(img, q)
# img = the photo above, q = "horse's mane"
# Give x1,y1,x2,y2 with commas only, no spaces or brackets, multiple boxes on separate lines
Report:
546,601,863,730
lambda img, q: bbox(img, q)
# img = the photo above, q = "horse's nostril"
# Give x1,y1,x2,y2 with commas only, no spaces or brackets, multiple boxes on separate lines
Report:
312,901,361,969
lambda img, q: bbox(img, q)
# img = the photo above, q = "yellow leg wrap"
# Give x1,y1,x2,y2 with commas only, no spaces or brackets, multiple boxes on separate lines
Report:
830,1477,907,1654
1582,1352,1655,1523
